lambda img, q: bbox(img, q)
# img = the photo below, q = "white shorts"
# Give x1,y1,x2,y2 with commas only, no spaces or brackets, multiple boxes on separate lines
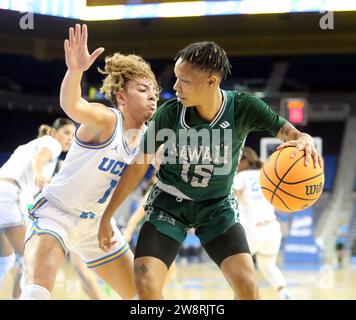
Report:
25,197,129,269
244,220,282,256
0,180,29,229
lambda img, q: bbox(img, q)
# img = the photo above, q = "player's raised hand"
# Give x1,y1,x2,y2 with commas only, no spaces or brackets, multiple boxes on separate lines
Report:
64,24,104,72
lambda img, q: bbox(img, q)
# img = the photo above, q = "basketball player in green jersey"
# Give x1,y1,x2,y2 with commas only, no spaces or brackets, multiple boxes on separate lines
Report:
98,42,323,300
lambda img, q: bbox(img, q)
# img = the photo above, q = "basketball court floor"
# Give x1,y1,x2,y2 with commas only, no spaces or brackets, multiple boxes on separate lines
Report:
1,261,356,300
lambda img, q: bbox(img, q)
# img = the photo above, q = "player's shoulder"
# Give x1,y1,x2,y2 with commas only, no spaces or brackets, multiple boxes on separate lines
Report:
237,169,259,178
246,168,260,175
38,134,59,146
37,135,62,157
233,91,267,108
150,98,180,125
235,170,248,181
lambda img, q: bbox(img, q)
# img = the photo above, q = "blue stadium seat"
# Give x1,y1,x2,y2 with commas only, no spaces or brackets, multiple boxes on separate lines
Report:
323,155,337,191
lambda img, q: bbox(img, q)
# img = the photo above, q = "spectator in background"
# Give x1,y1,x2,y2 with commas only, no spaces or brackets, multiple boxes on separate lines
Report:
0,119,74,299
335,220,348,269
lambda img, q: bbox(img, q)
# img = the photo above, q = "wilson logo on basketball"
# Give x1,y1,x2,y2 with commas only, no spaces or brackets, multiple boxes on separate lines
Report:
305,183,323,196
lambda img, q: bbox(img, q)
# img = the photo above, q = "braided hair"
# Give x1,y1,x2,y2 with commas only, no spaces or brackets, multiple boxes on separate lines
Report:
174,41,231,80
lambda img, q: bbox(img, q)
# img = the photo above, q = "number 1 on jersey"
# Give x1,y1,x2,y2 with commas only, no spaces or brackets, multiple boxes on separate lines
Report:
98,179,118,204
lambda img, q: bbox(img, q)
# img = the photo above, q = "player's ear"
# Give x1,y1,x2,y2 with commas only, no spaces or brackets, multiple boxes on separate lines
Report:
115,90,126,105
208,75,218,87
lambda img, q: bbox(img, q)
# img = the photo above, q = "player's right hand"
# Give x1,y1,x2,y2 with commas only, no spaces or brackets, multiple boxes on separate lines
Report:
64,24,104,72
98,218,117,252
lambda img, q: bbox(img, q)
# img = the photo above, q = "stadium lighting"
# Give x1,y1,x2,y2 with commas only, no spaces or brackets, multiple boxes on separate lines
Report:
325,0,356,12
156,1,207,18
81,4,125,21
239,0,292,14
1,0,356,20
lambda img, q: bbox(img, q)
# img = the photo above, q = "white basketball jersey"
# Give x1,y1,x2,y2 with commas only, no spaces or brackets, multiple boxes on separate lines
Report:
43,109,144,218
0,135,62,197
233,169,276,225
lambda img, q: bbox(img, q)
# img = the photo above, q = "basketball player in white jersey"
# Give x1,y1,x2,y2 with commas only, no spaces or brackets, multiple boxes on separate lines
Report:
51,159,105,300
20,24,159,300
0,119,75,299
232,147,292,300
1,124,104,300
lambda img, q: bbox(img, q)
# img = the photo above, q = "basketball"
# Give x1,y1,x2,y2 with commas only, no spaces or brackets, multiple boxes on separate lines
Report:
259,146,324,212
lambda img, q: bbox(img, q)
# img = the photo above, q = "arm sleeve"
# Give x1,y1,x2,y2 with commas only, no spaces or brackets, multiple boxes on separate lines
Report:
37,136,62,160
140,99,178,154
235,92,287,137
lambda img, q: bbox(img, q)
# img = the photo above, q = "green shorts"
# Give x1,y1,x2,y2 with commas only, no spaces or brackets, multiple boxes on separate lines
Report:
143,184,240,245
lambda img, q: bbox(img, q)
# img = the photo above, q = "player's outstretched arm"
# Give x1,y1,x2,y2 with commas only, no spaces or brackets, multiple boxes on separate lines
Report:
98,152,154,252
276,121,323,168
60,24,114,130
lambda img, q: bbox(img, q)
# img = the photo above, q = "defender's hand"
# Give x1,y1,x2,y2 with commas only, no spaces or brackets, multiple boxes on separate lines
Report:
64,24,104,72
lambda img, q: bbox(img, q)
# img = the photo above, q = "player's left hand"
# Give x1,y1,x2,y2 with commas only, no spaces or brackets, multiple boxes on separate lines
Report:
277,134,323,168
64,24,105,73
98,219,117,252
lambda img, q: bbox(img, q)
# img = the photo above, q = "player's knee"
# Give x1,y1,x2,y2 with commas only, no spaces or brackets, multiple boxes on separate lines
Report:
235,272,258,292
228,266,259,298
134,265,161,297
134,270,155,293
20,284,51,300
121,287,137,300
22,258,59,291
0,253,16,279
125,290,137,300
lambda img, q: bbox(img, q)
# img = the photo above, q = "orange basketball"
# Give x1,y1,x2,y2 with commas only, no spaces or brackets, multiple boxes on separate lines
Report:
259,146,324,213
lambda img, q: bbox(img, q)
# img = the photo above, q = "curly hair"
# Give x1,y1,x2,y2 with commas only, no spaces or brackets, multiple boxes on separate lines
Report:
98,53,160,105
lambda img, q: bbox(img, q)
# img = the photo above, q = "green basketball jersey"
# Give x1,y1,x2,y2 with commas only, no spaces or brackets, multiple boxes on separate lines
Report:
142,90,286,201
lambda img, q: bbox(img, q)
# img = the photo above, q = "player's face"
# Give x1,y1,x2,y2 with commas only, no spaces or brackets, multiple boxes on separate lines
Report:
173,58,212,108
53,124,75,152
121,77,158,122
